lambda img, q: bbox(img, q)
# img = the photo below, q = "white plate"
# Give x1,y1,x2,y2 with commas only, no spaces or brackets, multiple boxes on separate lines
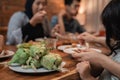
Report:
0,50,14,58
63,47,102,54
57,45,72,51
9,66,55,73
63,47,86,54
57,44,82,51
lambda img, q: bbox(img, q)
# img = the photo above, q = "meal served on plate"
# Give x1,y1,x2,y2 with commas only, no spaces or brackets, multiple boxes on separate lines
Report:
63,47,102,54
57,44,82,51
9,41,63,71
0,50,9,56
0,50,14,58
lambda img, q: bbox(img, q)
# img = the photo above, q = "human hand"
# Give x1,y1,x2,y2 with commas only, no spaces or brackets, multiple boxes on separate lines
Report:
51,24,61,37
72,49,104,65
30,10,47,26
52,24,60,33
77,32,97,43
76,61,92,80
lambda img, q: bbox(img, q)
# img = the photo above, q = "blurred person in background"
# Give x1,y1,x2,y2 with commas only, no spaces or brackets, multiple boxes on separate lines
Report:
72,0,120,80
6,0,51,45
51,0,85,37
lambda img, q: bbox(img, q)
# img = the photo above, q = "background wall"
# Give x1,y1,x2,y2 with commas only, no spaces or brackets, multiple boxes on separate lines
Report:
0,0,110,39
0,0,64,40
84,0,110,34
0,0,64,26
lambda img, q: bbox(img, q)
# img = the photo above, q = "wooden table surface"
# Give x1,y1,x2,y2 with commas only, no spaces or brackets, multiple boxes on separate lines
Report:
0,45,81,80
0,42,109,80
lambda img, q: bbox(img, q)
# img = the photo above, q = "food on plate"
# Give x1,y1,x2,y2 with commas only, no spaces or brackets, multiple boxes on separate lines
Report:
9,48,29,65
41,53,62,70
71,43,78,47
73,49,81,53
0,50,9,57
9,41,63,71
30,44,48,59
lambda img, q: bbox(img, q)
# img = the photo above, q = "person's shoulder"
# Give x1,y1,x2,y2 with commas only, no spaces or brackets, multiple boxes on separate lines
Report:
10,11,28,21
13,11,26,16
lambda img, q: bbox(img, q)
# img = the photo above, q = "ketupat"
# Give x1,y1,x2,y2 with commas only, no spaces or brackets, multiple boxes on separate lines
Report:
9,41,63,71
9,48,29,65
26,57,41,69
41,53,62,70
30,44,48,59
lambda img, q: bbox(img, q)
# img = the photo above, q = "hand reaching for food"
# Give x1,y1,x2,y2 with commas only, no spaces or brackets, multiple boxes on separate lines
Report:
77,32,97,43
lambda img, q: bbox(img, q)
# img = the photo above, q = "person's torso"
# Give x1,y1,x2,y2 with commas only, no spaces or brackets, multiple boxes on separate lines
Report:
19,11,48,41
63,16,79,33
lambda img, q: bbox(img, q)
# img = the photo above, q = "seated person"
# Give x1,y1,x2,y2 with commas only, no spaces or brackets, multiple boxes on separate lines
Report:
51,0,85,36
6,0,51,45
72,0,120,80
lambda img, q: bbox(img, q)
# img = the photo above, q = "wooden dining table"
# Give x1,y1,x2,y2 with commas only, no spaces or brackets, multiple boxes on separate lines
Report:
0,40,109,80
0,44,81,80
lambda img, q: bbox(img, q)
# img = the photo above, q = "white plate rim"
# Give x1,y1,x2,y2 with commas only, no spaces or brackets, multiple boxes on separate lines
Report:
9,66,55,73
63,48,82,54
0,50,14,58
63,47,102,54
57,45,72,51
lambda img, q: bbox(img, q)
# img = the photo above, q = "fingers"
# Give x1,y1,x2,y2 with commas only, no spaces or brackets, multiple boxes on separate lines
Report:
52,25,60,34
77,32,88,41
72,53,83,58
38,10,47,15
37,10,47,17
76,61,90,70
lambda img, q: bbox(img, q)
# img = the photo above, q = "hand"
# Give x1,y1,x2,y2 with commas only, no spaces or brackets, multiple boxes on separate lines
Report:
52,24,60,33
30,10,47,26
72,49,104,65
51,24,60,37
77,32,97,43
76,61,92,79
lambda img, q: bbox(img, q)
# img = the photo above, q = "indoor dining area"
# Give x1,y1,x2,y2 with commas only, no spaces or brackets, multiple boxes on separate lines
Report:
0,0,120,80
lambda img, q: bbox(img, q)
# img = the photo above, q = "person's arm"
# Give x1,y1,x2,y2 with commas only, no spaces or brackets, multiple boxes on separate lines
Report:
99,55,120,78
57,10,66,35
94,37,107,47
6,12,24,45
78,32,108,48
76,62,98,80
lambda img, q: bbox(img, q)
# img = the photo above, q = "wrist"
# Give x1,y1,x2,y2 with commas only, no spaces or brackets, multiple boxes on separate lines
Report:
99,54,111,68
81,74,94,80
93,36,98,43
29,19,36,27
